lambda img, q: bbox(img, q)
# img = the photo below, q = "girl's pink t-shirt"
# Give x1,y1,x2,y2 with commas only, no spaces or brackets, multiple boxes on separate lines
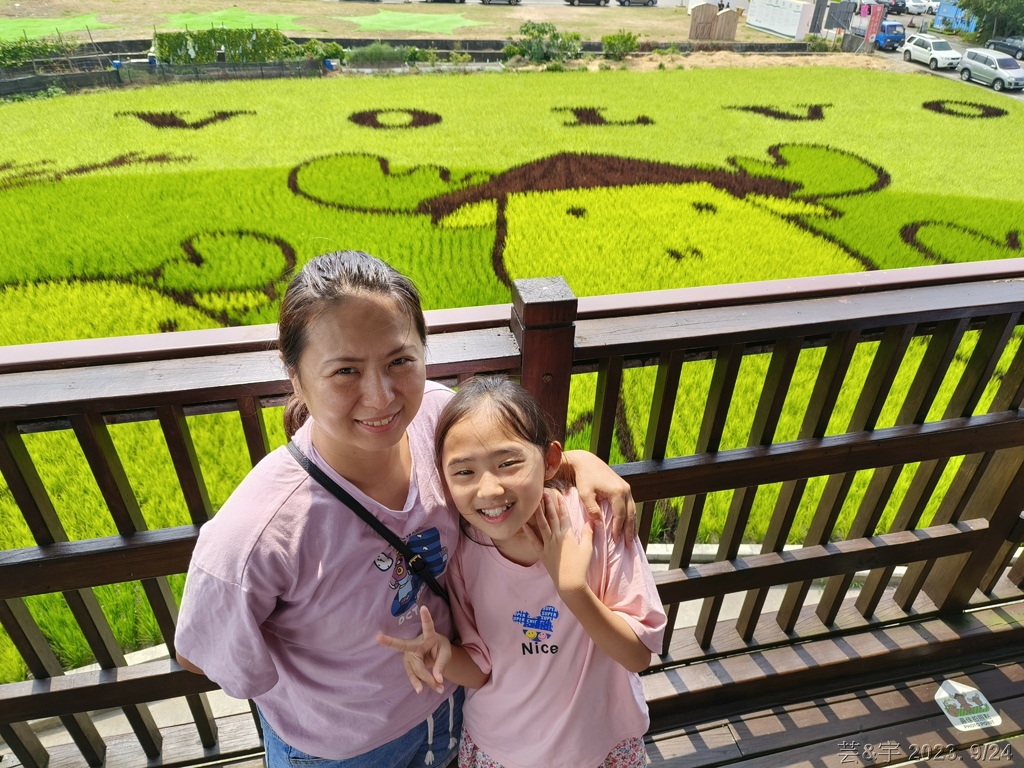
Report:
449,487,667,768
174,381,460,760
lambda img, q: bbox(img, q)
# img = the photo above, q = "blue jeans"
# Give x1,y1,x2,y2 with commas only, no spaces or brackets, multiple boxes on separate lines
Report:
259,687,463,768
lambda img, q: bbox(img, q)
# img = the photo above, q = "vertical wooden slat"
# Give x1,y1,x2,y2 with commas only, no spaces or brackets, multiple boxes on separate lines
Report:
641,350,686,551
237,396,271,469
857,315,1021,616
0,722,49,768
805,319,968,627
0,424,163,757
772,330,861,632
0,598,106,767
733,336,805,640
250,700,264,740
158,404,214,524
642,350,685,652
511,277,578,443
790,323,913,626
70,412,149,534
590,356,623,462
688,344,747,648
69,412,218,748
815,319,983,626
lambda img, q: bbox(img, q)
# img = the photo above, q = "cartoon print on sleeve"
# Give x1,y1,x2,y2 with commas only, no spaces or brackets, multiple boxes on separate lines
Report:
372,527,448,616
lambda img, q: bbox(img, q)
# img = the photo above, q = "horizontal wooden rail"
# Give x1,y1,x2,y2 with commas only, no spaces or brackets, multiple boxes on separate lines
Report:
620,409,1024,501
0,304,515,375
0,328,520,422
575,259,1024,321
573,277,1024,359
654,520,988,603
0,527,200,601
0,659,219,723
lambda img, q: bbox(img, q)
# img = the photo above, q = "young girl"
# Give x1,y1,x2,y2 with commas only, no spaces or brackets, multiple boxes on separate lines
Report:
379,376,666,768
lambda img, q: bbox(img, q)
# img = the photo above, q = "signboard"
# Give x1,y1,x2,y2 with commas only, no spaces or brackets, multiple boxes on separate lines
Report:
866,3,884,41
746,0,808,38
934,681,1002,732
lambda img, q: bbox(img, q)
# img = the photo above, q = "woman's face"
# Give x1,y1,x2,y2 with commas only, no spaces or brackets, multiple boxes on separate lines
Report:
441,406,559,543
289,292,426,463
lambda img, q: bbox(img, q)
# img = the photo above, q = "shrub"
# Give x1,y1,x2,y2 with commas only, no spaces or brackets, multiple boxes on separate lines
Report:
448,42,473,66
0,37,79,69
1,85,65,105
602,30,640,61
300,39,346,64
154,28,294,64
505,21,582,64
347,41,416,66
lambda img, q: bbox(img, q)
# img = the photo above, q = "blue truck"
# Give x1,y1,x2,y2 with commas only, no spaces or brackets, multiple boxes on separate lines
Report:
874,20,906,50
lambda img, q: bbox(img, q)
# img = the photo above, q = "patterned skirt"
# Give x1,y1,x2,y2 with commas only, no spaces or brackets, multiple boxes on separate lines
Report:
458,726,647,768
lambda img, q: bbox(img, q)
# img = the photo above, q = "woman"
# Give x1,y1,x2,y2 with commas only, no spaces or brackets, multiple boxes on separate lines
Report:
174,251,635,768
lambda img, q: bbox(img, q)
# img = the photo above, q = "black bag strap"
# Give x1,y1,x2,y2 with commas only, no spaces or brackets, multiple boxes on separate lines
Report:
286,441,450,607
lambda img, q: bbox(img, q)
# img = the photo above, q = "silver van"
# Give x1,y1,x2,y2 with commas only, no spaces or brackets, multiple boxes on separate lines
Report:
957,48,1024,92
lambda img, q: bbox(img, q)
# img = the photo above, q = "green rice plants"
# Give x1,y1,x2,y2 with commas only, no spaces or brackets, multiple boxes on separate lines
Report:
3,68,1024,682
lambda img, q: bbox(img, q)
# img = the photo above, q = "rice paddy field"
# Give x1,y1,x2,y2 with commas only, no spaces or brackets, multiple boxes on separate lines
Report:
1,62,1022,683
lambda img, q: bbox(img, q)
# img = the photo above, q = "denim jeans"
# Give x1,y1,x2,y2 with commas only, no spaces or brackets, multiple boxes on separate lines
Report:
260,687,463,768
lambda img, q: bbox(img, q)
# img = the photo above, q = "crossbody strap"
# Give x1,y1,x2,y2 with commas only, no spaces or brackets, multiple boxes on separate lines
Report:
286,441,450,607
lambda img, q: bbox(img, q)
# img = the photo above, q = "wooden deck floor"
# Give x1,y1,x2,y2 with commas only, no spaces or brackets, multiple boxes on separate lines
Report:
647,656,1024,767
7,658,1023,768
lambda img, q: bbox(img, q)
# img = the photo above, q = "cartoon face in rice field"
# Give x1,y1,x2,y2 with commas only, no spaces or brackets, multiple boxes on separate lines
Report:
291,144,888,295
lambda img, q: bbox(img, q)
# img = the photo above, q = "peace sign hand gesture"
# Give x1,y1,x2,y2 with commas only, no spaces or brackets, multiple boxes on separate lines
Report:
376,605,451,695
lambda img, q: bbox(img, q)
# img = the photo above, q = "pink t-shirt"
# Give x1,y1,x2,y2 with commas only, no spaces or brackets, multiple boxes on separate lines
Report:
449,487,666,768
174,381,459,760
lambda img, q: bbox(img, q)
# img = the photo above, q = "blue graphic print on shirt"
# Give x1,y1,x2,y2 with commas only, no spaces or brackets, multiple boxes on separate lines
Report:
373,527,448,616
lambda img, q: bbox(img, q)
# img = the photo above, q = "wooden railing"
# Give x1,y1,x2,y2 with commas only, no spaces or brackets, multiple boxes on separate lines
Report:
3,260,1024,767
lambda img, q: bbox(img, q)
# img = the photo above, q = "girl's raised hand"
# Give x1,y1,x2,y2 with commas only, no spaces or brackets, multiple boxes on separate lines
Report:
376,605,450,695
527,490,594,597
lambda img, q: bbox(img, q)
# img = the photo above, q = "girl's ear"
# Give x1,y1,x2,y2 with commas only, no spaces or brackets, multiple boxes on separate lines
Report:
543,442,563,481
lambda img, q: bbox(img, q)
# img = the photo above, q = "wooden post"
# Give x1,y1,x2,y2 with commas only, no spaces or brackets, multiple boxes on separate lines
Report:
921,445,1024,612
511,277,578,444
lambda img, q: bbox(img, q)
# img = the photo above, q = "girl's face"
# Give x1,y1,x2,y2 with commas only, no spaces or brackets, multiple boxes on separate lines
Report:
289,292,426,463
441,405,561,543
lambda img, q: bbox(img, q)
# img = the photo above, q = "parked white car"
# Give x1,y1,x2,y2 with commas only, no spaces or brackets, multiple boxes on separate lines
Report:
925,0,940,11
904,0,928,13
957,47,1024,91
899,33,961,69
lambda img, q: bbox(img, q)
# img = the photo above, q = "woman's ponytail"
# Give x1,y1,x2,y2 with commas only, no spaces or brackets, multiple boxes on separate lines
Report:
283,396,310,440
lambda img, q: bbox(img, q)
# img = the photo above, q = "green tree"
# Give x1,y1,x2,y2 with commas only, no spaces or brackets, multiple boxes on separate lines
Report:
956,0,1024,39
